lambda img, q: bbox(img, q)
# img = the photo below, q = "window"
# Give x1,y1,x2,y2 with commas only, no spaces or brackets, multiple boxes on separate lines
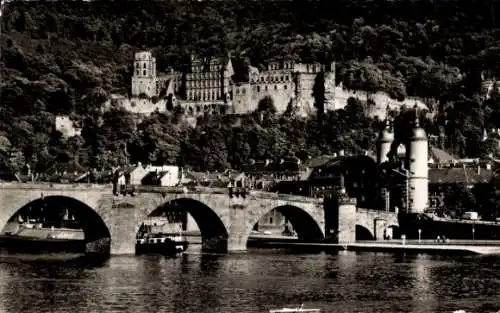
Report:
274,85,277,90
143,70,146,76
143,63,146,69
136,70,139,76
284,85,288,90
265,86,268,91
280,76,283,81
257,86,260,92
285,75,289,81
242,88,246,94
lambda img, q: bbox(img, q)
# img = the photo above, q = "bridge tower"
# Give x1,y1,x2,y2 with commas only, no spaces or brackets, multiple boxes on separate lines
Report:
376,114,394,165
406,109,428,214
377,116,394,212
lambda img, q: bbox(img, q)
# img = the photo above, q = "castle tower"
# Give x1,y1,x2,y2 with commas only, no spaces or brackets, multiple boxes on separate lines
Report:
376,115,394,164
131,51,157,97
406,109,428,214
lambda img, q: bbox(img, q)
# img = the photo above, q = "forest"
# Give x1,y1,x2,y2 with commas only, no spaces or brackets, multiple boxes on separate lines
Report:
1,0,500,174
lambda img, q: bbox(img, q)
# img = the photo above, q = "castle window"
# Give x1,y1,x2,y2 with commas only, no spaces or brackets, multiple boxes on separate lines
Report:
143,70,146,76
284,85,288,90
280,76,283,81
274,85,277,90
257,86,260,92
286,75,289,81
143,63,146,69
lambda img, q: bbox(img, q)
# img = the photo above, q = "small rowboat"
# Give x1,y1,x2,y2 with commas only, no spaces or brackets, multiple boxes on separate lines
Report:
269,304,321,313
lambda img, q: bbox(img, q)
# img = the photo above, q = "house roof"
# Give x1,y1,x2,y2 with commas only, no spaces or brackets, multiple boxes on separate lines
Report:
302,155,335,168
244,158,301,173
429,147,458,163
116,165,138,176
429,167,494,184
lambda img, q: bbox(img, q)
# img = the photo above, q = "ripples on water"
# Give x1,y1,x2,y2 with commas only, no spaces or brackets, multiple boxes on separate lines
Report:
0,248,499,313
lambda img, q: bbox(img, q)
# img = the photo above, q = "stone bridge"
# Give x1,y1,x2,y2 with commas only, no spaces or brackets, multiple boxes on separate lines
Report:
0,183,399,255
356,208,400,240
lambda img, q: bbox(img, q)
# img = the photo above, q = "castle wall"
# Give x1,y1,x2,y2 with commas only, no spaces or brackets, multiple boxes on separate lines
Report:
334,87,429,120
251,81,295,113
132,77,158,98
105,95,167,115
179,100,228,117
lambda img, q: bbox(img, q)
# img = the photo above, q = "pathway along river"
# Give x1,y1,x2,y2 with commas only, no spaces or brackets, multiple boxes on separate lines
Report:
0,246,499,313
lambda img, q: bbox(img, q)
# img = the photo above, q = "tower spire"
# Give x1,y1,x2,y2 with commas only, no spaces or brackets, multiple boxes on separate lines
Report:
414,104,420,128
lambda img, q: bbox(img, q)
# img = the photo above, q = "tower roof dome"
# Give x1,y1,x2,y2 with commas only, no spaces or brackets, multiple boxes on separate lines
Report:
411,110,427,140
378,119,394,143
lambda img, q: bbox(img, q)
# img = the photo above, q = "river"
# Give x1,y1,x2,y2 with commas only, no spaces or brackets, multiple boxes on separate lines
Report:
0,246,499,313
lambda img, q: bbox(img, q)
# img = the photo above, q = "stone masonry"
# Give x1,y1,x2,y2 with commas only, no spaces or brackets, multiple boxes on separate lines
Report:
0,183,398,254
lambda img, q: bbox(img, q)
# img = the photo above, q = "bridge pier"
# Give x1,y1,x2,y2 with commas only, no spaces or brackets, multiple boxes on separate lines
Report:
326,195,357,244
107,201,138,255
374,218,387,241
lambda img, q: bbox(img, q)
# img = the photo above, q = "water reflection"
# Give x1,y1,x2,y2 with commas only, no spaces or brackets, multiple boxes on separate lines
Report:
0,251,499,313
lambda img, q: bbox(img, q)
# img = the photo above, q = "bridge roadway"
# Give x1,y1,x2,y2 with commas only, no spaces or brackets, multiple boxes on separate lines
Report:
0,183,398,255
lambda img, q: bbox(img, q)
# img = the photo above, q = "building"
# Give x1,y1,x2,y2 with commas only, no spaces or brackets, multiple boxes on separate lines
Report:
55,116,81,138
129,51,430,119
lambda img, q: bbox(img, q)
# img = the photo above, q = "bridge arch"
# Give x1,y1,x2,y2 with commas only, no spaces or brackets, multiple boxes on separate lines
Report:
144,198,229,252
245,204,325,246
356,224,375,240
0,195,111,254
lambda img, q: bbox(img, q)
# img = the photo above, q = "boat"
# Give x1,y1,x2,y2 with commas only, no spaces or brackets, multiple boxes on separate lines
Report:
0,218,85,254
397,211,500,240
135,221,189,256
269,304,321,313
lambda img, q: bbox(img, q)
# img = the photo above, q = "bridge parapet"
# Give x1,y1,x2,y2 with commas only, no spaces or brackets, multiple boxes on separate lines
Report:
0,182,111,191
0,183,322,203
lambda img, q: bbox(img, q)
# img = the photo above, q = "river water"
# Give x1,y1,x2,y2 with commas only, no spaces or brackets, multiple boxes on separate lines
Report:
0,246,499,313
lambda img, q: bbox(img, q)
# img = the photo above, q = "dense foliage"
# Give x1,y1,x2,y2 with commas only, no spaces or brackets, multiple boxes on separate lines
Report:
2,0,500,174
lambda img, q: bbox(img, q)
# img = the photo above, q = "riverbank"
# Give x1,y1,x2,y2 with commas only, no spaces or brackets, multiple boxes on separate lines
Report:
248,239,500,255
182,231,500,255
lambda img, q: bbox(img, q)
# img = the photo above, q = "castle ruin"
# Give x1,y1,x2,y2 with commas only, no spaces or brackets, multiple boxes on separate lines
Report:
123,51,431,119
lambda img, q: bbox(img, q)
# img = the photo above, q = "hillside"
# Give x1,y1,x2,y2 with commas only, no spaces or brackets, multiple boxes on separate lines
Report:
1,0,500,173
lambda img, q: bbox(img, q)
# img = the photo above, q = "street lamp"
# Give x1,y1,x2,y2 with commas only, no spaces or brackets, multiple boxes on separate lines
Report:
472,223,475,241
418,228,422,243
